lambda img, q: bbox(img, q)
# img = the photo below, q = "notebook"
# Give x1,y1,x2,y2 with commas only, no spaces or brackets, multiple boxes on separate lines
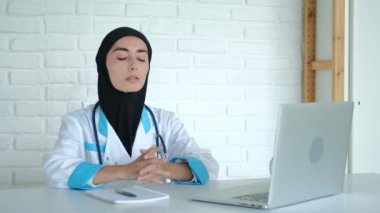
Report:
190,102,354,209
86,185,169,204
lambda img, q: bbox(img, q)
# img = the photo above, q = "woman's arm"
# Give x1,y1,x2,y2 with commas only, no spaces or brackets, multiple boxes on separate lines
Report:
136,154,193,184
42,111,89,189
92,146,188,185
163,111,220,182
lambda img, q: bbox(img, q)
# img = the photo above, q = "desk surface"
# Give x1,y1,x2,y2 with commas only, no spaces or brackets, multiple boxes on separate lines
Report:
1,174,380,213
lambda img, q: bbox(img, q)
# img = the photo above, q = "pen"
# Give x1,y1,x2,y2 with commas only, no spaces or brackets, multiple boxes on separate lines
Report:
115,189,137,197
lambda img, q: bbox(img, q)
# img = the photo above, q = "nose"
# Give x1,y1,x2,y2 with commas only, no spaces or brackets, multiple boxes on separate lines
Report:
128,57,136,71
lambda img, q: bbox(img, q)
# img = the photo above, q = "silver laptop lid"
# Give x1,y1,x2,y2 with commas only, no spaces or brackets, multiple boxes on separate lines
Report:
268,102,353,208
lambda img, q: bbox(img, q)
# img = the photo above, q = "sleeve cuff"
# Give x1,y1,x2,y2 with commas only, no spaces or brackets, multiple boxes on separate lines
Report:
68,162,104,190
170,156,209,185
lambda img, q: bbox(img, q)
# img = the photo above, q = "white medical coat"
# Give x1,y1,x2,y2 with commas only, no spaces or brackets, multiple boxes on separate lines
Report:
42,104,219,189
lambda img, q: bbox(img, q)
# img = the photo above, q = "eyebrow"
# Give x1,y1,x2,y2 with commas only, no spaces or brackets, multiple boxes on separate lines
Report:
113,47,148,54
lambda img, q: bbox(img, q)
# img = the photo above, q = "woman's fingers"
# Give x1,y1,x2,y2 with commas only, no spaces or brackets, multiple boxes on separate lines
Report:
140,146,161,159
137,174,163,184
139,163,169,176
129,147,169,183
137,161,171,183
137,172,169,184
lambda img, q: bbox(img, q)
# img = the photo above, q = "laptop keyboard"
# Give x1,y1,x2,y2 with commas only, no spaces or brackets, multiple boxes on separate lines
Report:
233,192,269,203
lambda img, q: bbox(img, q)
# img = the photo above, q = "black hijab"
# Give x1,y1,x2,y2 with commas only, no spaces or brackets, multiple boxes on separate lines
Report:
95,27,152,156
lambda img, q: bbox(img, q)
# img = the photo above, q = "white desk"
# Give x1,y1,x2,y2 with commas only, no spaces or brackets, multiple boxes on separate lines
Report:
1,174,379,213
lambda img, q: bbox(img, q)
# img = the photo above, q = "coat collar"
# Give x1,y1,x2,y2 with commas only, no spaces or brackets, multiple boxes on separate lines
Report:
98,106,152,137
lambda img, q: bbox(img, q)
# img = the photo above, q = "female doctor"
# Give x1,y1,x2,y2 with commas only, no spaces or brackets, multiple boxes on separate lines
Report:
42,27,219,190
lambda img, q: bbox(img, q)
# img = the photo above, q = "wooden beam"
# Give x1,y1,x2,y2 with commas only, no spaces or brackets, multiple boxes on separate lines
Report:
332,0,345,101
303,0,317,102
311,60,332,70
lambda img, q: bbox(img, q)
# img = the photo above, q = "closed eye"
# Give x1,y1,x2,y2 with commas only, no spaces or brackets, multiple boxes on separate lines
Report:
117,57,127,61
138,58,146,62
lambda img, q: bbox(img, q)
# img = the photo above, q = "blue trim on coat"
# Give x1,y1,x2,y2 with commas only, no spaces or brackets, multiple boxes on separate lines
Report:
84,142,105,153
68,162,104,190
98,109,108,137
98,106,151,135
170,156,209,185
141,106,151,133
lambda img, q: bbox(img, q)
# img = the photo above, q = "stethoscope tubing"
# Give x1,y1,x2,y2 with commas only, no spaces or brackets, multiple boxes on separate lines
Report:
92,102,104,165
92,102,167,165
144,105,168,156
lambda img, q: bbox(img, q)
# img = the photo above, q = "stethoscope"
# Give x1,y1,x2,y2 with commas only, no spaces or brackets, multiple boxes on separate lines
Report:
92,102,167,165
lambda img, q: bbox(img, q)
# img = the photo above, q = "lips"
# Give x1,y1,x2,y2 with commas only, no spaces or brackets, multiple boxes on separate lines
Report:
125,76,139,83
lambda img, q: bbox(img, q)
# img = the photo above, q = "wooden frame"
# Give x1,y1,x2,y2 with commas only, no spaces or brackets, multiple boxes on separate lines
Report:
303,0,345,102
303,0,317,102
332,0,345,101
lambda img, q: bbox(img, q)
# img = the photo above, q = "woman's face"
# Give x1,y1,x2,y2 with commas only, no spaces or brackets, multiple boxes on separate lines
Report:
106,36,149,93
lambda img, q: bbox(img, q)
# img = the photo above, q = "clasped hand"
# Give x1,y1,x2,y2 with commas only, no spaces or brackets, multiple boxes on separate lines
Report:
131,146,171,184
92,146,193,185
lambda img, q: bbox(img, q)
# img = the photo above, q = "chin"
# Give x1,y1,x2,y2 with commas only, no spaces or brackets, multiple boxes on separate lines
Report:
122,87,144,93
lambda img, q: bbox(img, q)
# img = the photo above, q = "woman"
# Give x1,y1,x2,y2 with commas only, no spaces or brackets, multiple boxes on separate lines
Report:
42,27,219,190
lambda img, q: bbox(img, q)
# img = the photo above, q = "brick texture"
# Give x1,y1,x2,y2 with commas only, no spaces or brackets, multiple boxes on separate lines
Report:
0,0,303,185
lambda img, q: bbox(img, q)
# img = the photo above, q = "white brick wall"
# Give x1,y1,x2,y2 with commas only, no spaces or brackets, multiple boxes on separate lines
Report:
0,53,43,68
0,17,43,33
0,0,303,186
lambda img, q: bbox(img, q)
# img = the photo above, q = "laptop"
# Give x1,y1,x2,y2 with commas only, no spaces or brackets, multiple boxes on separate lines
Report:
190,102,354,209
